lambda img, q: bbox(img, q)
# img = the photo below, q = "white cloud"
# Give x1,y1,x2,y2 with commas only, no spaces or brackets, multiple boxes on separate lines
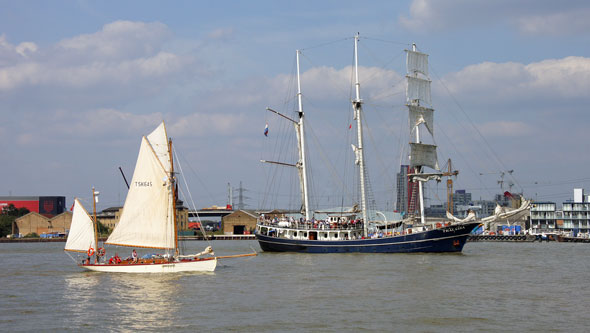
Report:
56,20,171,61
439,56,590,103
0,34,39,66
478,121,534,137
15,42,37,58
517,8,590,36
0,21,197,112
399,0,590,35
207,28,234,41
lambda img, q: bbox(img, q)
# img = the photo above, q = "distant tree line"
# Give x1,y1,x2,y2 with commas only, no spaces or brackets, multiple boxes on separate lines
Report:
0,204,30,238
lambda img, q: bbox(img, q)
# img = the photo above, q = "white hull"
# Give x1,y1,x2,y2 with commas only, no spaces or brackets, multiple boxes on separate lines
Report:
81,258,217,273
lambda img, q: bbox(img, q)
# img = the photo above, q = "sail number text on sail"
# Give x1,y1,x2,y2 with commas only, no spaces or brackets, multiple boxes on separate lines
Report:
134,181,153,187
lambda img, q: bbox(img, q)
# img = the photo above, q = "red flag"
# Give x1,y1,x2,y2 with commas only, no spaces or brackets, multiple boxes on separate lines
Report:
349,124,352,129
70,201,74,211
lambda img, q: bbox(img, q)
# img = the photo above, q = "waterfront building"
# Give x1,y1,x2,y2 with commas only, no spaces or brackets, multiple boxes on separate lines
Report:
529,202,558,233
96,201,189,232
222,210,259,235
395,165,411,213
12,211,72,237
0,196,66,217
530,188,590,236
452,190,472,213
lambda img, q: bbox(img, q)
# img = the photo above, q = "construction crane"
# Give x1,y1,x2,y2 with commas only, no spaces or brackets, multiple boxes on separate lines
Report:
443,159,459,214
479,170,514,191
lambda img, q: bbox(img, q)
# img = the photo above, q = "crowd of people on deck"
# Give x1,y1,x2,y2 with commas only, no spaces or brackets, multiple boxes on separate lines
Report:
258,214,365,230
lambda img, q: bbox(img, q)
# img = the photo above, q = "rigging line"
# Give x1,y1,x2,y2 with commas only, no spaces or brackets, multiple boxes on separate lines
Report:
357,42,407,96
430,65,523,191
305,119,355,204
298,52,353,105
362,107,395,187
175,147,217,205
362,36,410,46
173,146,213,248
300,37,351,51
433,107,496,199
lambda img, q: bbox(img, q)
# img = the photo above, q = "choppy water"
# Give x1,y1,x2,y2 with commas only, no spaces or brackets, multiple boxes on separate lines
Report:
1,240,589,332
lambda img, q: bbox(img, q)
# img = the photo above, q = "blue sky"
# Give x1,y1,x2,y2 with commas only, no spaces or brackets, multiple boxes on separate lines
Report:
1,0,590,212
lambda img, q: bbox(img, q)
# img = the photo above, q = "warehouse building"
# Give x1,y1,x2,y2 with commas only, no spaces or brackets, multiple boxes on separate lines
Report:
222,210,259,235
0,196,66,217
13,211,72,237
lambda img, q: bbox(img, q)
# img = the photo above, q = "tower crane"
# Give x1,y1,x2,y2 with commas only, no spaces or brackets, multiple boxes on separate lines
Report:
443,159,459,214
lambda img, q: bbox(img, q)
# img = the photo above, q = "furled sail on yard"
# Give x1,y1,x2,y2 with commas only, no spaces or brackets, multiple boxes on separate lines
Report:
409,143,439,170
64,198,96,253
105,122,176,250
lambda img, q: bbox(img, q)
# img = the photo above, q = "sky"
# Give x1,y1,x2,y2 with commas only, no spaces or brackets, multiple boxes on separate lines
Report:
1,0,590,212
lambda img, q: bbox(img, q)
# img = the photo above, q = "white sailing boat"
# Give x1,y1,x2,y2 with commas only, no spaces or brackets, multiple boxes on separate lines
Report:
65,122,254,273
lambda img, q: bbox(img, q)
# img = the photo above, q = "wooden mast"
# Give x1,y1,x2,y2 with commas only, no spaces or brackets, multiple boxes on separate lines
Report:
169,137,179,257
92,187,98,263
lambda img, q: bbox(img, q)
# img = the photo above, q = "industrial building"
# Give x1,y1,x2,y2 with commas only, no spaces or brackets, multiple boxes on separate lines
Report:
0,196,66,217
222,210,259,235
13,211,72,237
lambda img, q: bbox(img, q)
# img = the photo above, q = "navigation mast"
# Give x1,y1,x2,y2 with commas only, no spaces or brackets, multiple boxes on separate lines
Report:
169,137,179,256
261,50,311,221
352,33,369,236
296,50,311,221
92,187,99,263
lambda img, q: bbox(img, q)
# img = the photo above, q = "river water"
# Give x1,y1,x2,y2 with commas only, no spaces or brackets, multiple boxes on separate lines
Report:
1,240,588,332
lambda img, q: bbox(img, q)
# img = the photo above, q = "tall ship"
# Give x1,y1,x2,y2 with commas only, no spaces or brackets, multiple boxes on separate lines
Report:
255,35,528,253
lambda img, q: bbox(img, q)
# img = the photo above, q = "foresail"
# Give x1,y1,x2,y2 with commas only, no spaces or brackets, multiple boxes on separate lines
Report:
410,143,439,170
64,198,96,253
106,134,175,250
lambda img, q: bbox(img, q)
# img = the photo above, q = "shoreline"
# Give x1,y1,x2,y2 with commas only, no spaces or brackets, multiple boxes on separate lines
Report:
0,234,256,243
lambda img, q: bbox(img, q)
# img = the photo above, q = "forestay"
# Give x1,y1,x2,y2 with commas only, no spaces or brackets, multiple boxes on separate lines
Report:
64,198,96,253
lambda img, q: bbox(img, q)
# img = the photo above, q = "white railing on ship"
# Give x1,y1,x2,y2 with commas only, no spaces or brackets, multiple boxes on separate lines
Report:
257,220,364,231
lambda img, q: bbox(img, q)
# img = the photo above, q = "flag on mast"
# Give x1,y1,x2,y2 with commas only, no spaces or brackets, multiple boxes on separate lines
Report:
264,123,269,137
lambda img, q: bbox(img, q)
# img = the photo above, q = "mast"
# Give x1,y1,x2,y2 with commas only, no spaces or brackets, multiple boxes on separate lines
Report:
170,137,179,256
414,44,426,225
92,187,98,262
352,33,368,236
296,50,311,221
406,43,440,225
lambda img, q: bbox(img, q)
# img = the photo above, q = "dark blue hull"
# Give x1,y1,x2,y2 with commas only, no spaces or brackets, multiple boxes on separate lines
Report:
256,222,481,253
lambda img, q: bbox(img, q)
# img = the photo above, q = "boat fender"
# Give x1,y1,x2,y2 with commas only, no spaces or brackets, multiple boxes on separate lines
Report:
97,247,105,257
87,247,95,257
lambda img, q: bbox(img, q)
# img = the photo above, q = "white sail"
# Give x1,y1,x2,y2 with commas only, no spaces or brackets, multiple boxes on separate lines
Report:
406,76,432,106
146,122,172,173
409,105,434,135
106,122,175,250
407,50,429,76
410,143,439,170
64,198,96,253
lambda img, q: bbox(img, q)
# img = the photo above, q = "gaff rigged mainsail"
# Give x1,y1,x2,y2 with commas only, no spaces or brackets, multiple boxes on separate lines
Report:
105,122,176,250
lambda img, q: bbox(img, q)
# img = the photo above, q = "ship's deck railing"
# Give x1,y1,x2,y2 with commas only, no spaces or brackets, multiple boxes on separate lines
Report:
257,219,364,231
